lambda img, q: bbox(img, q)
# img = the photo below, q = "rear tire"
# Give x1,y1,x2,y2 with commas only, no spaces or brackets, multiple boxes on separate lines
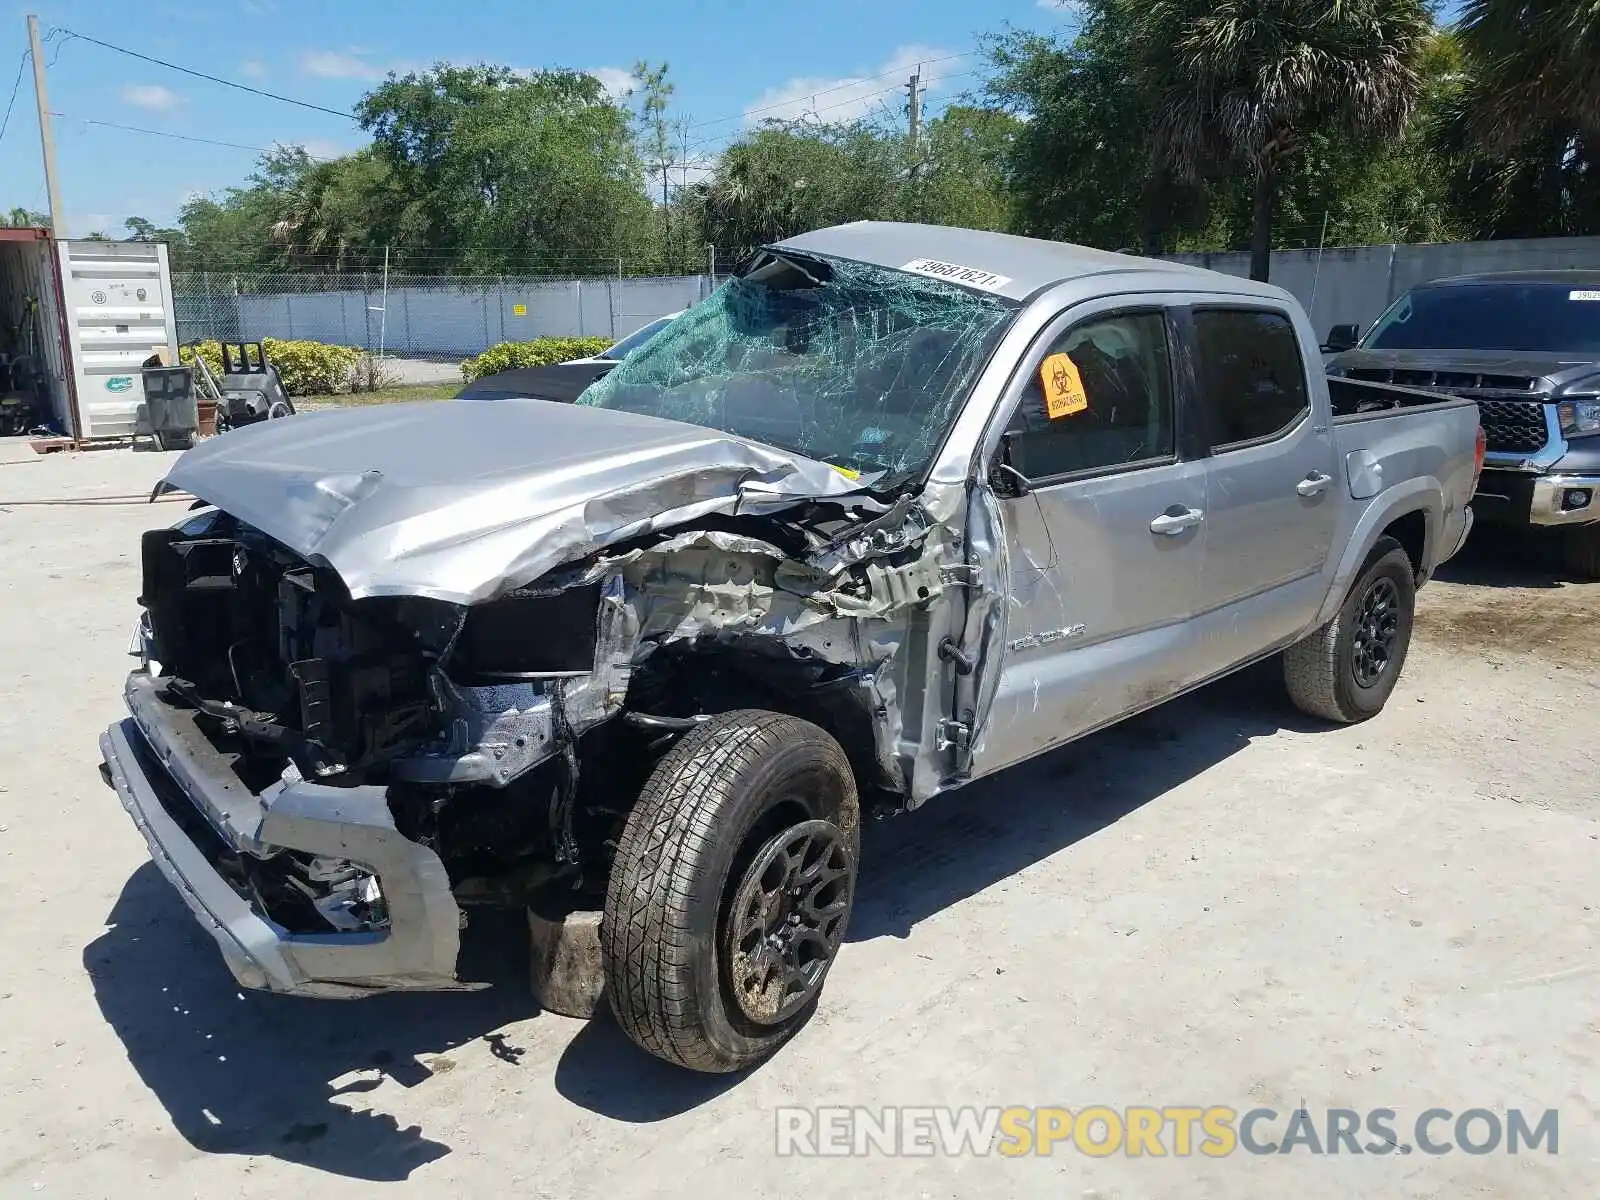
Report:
602,710,859,1073
1284,536,1415,723
1561,524,1600,580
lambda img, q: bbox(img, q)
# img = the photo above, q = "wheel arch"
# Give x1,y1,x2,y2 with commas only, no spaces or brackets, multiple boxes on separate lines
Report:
1313,480,1441,628
624,640,904,811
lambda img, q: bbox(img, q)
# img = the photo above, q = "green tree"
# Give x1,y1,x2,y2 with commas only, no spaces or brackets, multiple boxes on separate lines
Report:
1194,30,1472,250
1136,0,1432,279
3,207,49,228
1458,0,1600,151
357,64,652,273
985,16,1205,253
271,149,400,270
1444,1,1600,237
689,122,902,259
912,105,1021,232
631,61,677,267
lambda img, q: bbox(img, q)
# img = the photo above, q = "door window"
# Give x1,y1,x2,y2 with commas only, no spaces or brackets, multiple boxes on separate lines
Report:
1004,312,1175,481
1193,309,1309,449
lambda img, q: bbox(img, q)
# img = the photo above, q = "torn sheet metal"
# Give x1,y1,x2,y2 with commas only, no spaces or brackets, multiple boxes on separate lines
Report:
157,399,879,606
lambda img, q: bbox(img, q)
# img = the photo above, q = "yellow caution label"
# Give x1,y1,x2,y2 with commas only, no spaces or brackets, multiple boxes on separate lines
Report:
512,304,527,316
1040,352,1088,419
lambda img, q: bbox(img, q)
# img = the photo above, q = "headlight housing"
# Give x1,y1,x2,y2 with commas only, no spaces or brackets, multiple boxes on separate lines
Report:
1557,396,1600,438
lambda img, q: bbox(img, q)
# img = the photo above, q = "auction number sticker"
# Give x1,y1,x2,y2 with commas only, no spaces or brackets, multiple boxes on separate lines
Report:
1571,290,1600,301
900,258,1013,292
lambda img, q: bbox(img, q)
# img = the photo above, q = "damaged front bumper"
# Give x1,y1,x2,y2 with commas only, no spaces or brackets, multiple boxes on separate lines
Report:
100,672,474,998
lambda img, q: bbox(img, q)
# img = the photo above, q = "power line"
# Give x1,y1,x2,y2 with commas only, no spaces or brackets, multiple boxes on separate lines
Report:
71,117,272,154
0,48,29,145
63,116,339,160
683,70,980,153
48,26,358,121
690,49,972,131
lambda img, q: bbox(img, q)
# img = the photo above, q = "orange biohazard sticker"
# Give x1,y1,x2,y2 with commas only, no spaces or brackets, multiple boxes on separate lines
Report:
1040,353,1088,419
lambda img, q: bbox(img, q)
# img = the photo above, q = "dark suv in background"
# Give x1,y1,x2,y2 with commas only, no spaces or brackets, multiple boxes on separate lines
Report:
1327,270,1600,577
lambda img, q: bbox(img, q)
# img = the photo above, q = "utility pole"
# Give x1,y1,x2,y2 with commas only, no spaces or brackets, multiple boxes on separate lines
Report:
906,67,923,160
27,14,65,238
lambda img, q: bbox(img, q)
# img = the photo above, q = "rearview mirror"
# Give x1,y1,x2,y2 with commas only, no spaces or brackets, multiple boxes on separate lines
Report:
1322,323,1360,353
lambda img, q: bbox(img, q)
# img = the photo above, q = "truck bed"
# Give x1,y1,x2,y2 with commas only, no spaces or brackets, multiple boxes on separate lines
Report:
1328,375,1466,420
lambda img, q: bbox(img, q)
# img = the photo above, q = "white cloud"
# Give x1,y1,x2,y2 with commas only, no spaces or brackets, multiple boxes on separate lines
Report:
588,66,634,100
293,137,355,161
239,59,267,80
121,84,183,113
741,44,963,127
299,49,391,81
678,152,717,189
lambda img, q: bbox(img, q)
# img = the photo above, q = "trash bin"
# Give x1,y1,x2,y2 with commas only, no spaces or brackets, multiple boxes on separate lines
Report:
141,366,198,451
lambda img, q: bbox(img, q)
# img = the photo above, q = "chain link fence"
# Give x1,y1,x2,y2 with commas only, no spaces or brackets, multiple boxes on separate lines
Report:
173,271,723,359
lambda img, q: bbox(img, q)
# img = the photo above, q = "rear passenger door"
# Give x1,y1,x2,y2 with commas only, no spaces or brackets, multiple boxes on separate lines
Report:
1188,306,1338,662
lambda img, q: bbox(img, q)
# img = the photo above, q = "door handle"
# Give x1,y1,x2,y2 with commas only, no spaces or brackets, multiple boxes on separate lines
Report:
1297,471,1333,497
1149,507,1204,535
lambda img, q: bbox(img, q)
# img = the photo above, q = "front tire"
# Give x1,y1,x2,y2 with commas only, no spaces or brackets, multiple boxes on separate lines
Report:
602,710,859,1073
1284,536,1416,723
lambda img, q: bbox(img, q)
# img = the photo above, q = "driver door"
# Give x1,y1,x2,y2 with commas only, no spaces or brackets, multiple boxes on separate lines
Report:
969,301,1210,777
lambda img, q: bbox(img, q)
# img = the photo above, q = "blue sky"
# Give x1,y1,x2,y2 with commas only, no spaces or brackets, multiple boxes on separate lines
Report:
0,0,1079,235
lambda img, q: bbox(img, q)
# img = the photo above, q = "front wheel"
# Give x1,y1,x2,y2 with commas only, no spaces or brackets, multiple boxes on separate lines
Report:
1284,536,1416,723
602,710,859,1073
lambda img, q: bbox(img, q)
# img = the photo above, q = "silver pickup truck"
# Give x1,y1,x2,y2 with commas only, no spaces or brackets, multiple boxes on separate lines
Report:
100,223,1481,1075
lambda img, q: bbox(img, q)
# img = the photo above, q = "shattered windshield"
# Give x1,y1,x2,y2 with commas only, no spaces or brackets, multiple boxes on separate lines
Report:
575,252,1017,484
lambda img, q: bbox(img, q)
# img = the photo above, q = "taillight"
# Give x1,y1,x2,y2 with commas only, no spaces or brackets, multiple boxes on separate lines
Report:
1471,424,1486,494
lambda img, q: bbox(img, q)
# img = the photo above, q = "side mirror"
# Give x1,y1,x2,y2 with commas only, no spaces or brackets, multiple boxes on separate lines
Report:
988,431,1031,498
1322,323,1360,353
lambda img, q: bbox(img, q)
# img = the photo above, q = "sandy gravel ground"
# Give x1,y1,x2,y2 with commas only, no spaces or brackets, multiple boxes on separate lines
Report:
0,439,1594,1199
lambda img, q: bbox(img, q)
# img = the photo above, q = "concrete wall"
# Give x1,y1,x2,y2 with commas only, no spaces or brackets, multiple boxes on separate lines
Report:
192,275,716,358
1168,236,1600,340
179,236,1600,359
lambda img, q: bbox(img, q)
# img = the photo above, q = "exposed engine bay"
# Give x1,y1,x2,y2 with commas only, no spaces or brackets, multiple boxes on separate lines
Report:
132,490,969,937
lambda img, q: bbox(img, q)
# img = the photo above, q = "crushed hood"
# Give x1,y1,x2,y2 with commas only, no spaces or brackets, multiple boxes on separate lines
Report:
159,400,875,605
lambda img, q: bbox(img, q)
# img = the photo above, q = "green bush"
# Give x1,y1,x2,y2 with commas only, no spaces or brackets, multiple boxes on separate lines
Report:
459,337,613,382
180,337,368,396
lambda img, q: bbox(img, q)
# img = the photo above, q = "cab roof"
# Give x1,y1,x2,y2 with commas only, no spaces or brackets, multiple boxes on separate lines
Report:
771,221,1285,305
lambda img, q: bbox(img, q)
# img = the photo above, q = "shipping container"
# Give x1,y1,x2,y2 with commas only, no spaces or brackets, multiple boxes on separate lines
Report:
0,228,178,440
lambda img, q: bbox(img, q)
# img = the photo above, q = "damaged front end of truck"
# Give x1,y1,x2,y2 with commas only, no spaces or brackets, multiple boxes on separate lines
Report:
101,246,1018,999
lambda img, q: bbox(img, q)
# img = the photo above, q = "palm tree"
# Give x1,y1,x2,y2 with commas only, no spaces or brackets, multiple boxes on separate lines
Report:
1138,0,1432,280
1457,0,1600,152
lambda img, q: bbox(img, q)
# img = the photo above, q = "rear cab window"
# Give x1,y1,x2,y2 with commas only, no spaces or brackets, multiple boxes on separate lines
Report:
1192,309,1309,450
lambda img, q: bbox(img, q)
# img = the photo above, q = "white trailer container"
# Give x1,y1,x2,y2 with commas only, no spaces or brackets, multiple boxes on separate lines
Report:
0,229,178,440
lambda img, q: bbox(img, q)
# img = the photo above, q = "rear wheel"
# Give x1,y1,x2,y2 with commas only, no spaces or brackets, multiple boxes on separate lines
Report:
1284,536,1415,723
602,710,858,1073
1562,524,1600,580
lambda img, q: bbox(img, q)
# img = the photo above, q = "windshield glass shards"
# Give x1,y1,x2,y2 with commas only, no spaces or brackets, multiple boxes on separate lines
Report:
575,252,1018,484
